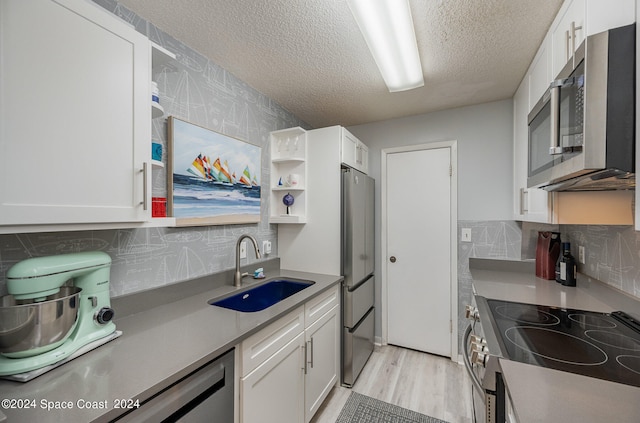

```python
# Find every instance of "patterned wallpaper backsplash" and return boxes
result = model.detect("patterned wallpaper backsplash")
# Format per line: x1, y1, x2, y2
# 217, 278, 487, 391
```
0, 0, 308, 297
561, 225, 640, 298
457, 220, 523, 349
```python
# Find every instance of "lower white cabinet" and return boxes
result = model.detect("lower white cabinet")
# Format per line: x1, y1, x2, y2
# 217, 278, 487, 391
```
241, 331, 305, 423
239, 286, 340, 423
304, 304, 339, 422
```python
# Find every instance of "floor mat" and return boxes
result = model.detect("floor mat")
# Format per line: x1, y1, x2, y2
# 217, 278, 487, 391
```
336, 391, 449, 423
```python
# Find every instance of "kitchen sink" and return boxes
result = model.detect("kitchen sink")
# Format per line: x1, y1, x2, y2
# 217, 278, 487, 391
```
208, 278, 315, 312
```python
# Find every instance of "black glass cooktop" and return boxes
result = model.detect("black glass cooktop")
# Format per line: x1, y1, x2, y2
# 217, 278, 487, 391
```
487, 299, 640, 387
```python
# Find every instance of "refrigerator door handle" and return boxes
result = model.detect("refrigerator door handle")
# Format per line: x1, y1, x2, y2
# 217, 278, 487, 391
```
346, 273, 374, 293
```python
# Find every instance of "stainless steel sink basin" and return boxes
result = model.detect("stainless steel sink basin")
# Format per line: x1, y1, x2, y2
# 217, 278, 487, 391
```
208, 278, 315, 312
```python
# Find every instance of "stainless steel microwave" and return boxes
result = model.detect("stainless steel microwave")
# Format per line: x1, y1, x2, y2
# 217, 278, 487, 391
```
527, 24, 635, 191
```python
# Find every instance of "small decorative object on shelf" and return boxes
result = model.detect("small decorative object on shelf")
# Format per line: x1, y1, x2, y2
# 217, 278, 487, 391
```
152, 197, 167, 218
282, 192, 294, 215
152, 142, 163, 161
151, 81, 160, 104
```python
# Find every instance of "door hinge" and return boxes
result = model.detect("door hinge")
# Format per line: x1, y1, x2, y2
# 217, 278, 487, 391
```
450, 320, 453, 333
449, 164, 452, 176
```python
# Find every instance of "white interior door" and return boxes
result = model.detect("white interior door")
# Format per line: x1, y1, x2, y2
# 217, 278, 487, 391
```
386, 147, 452, 356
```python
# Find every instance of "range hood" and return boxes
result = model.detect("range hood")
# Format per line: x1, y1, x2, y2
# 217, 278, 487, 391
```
540, 169, 635, 191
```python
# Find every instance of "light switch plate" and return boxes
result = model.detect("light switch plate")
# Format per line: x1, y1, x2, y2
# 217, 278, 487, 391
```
240, 241, 247, 259
461, 228, 472, 242
578, 245, 585, 264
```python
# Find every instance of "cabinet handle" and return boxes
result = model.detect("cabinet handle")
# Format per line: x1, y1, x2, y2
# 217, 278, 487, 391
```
141, 162, 148, 210
519, 188, 529, 215
303, 342, 308, 375
566, 21, 583, 63
570, 21, 582, 60
309, 338, 314, 369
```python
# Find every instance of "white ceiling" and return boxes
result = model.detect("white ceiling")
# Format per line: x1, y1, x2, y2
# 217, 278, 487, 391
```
119, 0, 563, 128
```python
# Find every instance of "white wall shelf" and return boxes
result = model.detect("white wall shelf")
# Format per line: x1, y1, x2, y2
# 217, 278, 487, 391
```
269, 127, 307, 224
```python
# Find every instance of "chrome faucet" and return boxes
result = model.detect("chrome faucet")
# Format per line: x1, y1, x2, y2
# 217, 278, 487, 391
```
234, 235, 261, 287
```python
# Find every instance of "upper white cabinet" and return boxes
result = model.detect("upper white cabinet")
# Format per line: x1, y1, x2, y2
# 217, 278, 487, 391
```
550, 0, 585, 77
514, 0, 636, 224
550, 0, 635, 78
0, 0, 151, 226
341, 128, 369, 174
528, 33, 552, 113
513, 75, 550, 223
269, 127, 307, 224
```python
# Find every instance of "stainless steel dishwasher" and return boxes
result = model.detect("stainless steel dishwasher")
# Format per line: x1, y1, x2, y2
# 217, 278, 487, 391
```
115, 348, 234, 422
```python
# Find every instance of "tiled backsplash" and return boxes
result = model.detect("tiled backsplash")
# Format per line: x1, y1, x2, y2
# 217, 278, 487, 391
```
0, 0, 308, 297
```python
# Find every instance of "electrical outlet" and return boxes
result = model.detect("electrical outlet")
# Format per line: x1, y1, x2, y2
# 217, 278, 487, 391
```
579, 245, 585, 264
461, 228, 472, 242
240, 241, 247, 259
262, 240, 272, 255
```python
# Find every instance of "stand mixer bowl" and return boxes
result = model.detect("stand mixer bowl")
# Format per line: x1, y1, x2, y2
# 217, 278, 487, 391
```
0, 286, 81, 357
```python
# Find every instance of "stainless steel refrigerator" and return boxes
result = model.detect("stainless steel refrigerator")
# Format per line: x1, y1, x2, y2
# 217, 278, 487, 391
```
341, 167, 375, 387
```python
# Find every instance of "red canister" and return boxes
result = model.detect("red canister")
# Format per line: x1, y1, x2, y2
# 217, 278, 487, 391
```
535, 231, 561, 280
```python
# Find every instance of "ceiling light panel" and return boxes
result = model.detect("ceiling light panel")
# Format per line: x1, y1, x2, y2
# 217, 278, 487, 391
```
348, 0, 424, 92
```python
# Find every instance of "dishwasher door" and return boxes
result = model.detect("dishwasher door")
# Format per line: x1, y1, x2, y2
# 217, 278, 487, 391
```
116, 348, 234, 422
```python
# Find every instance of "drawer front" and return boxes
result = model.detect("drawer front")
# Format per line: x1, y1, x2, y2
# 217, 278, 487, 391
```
305, 285, 339, 328
241, 306, 304, 376
343, 275, 374, 328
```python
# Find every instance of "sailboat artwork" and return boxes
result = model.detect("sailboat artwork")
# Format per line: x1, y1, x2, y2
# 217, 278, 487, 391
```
168, 117, 261, 226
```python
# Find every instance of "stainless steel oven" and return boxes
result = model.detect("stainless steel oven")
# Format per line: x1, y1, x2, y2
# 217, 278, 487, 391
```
463, 297, 510, 423
464, 295, 640, 423
527, 23, 635, 191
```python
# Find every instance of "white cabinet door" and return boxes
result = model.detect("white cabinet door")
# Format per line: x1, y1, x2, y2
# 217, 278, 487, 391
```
304, 305, 338, 423
0, 0, 151, 226
551, 0, 585, 77
356, 142, 369, 174
341, 128, 369, 174
584, 0, 635, 37
513, 79, 528, 220
241, 332, 305, 423
551, 0, 635, 79
528, 33, 551, 112
513, 77, 550, 223
341, 129, 358, 170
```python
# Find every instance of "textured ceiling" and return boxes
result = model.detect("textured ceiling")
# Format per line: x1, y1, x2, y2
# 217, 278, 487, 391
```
119, 0, 563, 128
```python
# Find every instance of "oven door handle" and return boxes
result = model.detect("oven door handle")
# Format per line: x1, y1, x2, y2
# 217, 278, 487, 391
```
463, 323, 486, 401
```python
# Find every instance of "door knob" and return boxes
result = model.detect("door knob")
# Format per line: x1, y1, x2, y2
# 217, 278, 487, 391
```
389, 256, 396, 263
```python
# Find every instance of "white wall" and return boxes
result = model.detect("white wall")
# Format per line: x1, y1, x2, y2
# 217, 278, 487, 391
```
348, 99, 514, 221
347, 99, 514, 339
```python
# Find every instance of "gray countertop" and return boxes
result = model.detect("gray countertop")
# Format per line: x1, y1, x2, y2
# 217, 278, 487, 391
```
0, 267, 342, 422
469, 258, 640, 423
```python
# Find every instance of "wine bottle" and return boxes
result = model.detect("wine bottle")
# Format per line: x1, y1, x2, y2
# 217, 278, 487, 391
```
559, 242, 577, 286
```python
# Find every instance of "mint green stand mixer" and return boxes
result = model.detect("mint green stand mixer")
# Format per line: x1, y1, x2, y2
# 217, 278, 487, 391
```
0, 251, 121, 381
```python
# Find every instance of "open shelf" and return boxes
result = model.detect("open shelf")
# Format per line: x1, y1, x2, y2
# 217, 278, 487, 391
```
269, 127, 307, 224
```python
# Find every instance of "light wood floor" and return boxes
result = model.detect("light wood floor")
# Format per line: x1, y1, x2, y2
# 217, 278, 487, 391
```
311, 344, 474, 423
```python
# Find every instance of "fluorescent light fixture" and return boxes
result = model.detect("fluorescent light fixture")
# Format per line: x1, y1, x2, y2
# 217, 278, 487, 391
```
348, 0, 424, 92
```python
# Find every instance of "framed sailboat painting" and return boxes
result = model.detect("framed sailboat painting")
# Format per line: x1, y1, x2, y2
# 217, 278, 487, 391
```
167, 117, 261, 226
